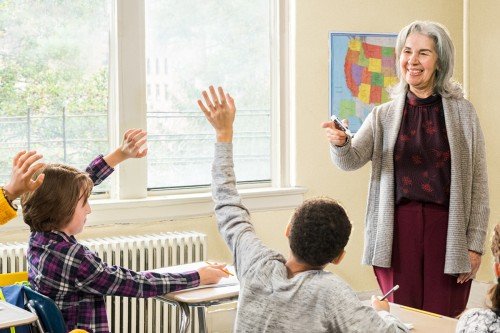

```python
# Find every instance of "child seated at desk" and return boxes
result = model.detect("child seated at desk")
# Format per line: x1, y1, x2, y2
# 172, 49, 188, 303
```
456, 223, 500, 332
22, 129, 228, 333
197, 86, 409, 332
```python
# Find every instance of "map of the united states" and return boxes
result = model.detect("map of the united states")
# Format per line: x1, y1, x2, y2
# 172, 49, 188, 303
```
330, 34, 398, 132
344, 38, 397, 105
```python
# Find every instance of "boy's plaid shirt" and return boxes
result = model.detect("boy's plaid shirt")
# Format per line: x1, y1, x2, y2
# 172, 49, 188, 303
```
28, 155, 200, 332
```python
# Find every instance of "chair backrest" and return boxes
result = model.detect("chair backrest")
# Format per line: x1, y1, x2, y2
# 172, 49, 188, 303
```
0, 271, 28, 286
23, 286, 67, 333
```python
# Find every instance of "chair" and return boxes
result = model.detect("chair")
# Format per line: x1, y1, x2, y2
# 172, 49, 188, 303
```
0, 272, 33, 333
0, 271, 28, 287
23, 286, 67, 333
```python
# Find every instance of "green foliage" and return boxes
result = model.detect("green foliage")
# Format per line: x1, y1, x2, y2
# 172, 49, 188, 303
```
0, 0, 110, 184
0, 0, 109, 117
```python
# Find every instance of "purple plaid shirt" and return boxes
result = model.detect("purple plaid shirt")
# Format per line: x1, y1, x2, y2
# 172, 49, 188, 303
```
28, 155, 200, 333
85, 154, 113, 186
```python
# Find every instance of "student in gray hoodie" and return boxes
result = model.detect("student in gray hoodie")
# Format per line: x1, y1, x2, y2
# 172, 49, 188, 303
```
198, 85, 409, 333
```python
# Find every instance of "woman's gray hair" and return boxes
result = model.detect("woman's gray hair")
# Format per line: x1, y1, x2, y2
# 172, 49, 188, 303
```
389, 21, 463, 99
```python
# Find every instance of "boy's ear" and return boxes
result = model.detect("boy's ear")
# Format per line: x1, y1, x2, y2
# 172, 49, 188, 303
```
494, 262, 500, 278
284, 222, 292, 238
331, 250, 346, 265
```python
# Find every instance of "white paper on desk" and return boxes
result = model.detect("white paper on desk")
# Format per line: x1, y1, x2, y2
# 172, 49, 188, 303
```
149, 263, 239, 291
404, 323, 414, 330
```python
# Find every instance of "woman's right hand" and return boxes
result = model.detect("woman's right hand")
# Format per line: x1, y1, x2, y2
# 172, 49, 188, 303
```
321, 121, 348, 147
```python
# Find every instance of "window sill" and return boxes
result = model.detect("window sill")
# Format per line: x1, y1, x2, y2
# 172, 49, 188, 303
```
3, 187, 307, 232
86, 186, 307, 226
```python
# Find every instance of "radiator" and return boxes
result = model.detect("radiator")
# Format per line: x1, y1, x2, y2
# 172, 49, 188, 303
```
0, 231, 207, 333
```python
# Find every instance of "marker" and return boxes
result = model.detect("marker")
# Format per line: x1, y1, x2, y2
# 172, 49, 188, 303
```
380, 284, 399, 301
205, 261, 234, 276
330, 114, 347, 132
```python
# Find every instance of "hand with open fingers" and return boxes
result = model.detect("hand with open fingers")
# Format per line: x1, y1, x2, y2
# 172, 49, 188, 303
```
121, 128, 148, 159
197, 263, 230, 285
4, 150, 45, 200
197, 86, 236, 142
321, 121, 348, 147
457, 250, 482, 284
371, 295, 390, 312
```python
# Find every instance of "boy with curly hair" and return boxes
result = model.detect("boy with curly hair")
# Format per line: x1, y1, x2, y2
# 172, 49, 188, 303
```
198, 86, 409, 332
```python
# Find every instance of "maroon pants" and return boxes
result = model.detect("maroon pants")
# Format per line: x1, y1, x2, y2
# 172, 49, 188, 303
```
373, 201, 471, 318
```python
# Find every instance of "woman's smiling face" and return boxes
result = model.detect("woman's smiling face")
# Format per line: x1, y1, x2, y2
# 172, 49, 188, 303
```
400, 32, 439, 98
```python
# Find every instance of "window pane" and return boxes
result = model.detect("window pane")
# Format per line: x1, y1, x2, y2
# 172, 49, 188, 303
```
146, 0, 271, 189
0, 0, 110, 191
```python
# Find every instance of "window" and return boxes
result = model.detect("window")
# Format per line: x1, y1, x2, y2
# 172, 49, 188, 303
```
0, 0, 295, 216
145, 0, 271, 189
0, 0, 111, 190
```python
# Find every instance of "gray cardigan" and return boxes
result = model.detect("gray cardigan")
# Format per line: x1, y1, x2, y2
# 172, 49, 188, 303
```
329, 92, 489, 274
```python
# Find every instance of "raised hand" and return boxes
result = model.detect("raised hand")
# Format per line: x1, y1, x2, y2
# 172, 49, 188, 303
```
120, 128, 148, 159
197, 86, 236, 142
103, 129, 148, 168
4, 150, 45, 200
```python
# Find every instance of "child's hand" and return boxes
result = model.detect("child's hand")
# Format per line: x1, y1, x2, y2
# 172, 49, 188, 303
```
102, 129, 148, 167
371, 295, 390, 312
197, 263, 230, 285
120, 129, 148, 159
4, 150, 45, 200
197, 86, 235, 143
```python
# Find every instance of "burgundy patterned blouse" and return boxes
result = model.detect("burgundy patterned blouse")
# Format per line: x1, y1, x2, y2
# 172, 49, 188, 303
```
394, 91, 451, 207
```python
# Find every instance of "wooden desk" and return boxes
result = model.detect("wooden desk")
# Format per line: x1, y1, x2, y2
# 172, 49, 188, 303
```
153, 264, 459, 333
362, 300, 458, 333
151, 262, 239, 333
0, 300, 38, 329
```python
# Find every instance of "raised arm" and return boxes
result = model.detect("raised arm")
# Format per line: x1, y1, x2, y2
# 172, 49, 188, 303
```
86, 129, 148, 185
198, 86, 273, 279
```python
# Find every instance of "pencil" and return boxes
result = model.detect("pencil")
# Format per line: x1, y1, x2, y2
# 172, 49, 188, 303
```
400, 305, 442, 318
380, 284, 399, 301
204, 261, 234, 276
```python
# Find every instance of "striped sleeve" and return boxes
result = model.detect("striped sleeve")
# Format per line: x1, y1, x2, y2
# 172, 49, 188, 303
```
75, 245, 200, 297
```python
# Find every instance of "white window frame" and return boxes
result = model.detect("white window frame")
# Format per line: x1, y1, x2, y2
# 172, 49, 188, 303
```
5, 0, 303, 231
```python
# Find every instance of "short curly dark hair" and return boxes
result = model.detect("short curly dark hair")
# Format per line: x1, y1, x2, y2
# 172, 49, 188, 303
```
288, 197, 352, 267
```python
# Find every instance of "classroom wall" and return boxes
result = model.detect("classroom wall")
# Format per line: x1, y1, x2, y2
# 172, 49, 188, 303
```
295, 0, 469, 290
468, 0, 500, 279
5, 0, 497, 293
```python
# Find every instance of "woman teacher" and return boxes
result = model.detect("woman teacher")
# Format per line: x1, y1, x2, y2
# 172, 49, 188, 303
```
322, 21, 489, 317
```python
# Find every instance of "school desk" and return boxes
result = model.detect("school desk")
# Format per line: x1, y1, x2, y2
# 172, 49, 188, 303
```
0, 300, 38, 329
151, 262, 238, 333
362, 300, 458, 332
